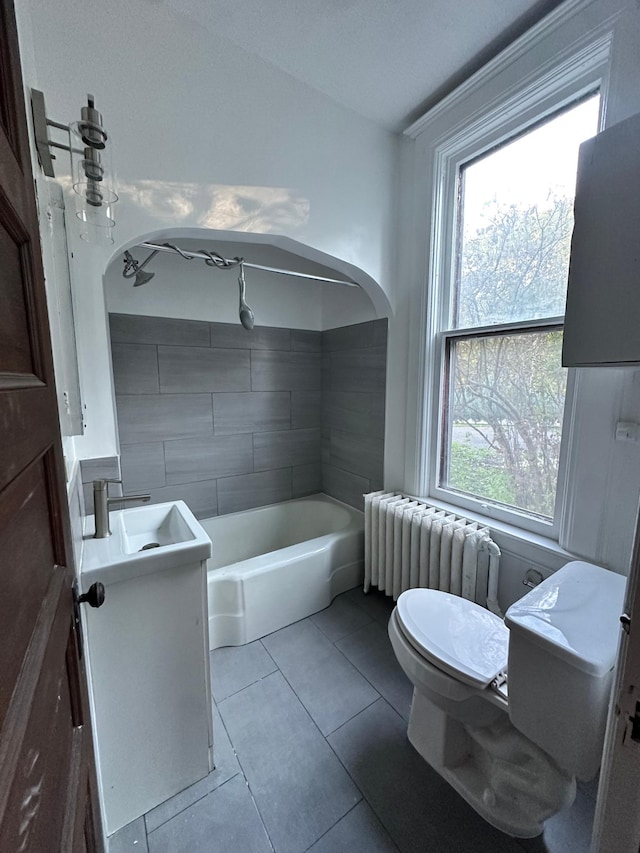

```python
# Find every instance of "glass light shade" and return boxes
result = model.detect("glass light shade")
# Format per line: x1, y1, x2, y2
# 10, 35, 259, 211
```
75, 200, 116, 244
70, 131, 118, 244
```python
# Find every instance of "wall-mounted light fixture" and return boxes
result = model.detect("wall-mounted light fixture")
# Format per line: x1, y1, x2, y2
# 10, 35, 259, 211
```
31, 89, 118, 243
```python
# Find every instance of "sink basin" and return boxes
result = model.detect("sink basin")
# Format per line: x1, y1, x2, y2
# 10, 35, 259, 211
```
120, 503, 196, 553
81, 500, 212, 588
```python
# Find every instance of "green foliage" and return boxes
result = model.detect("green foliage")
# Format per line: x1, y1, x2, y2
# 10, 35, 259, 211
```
447, 196, 573, 518
458, 196, 574, 327
448, 441, 515, 505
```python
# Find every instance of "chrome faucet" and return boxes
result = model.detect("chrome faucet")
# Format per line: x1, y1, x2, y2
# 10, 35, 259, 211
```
93, 478, 151, 539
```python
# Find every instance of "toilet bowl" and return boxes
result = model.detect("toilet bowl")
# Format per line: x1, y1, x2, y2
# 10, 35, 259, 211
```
388, 560, 626, 838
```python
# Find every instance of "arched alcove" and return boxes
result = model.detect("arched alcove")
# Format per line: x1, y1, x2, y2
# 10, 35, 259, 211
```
104, 227, 392, 331
103, 226, 389, 517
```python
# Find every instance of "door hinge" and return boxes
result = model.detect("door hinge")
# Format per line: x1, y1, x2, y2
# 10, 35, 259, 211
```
620, 685, 640, 751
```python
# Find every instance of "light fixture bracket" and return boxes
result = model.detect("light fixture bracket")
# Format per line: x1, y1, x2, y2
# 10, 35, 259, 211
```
30, 89, 118, 243
31, 88, 84, 177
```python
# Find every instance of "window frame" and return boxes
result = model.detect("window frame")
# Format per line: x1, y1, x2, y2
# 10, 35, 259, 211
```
421, 53, 608, 539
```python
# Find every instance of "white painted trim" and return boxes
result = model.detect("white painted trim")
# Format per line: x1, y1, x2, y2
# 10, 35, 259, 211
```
412, 37, 611, 539
404, 0, 620, 139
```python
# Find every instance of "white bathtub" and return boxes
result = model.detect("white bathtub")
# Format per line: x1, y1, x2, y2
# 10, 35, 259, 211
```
201, 494, 364, 650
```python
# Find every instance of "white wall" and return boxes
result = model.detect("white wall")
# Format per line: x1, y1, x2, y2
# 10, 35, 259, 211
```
16, 0, 397, 460
390, 0, 640, 576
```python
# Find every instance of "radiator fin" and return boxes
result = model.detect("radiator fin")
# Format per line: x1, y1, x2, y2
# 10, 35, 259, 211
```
363, 491, 499, 609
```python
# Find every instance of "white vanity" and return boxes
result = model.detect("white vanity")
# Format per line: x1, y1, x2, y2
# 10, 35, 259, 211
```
80, 501, 213, 837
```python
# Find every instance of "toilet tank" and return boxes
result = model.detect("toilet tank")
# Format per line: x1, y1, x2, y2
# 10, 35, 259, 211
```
505, 561, 626, 780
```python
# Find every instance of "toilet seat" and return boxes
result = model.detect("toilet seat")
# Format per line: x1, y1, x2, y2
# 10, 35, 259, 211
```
396, 589, 509, 689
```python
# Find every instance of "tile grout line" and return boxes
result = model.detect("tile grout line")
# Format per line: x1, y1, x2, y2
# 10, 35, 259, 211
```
299, 800, 365, 853
259, 616, 383, 739
143, 770, 243, 838
211, 698, 276, 853
322, 696, 412, 853
214, 687, 278, 852
251, 642, 366, 847
211, 661, 278, 704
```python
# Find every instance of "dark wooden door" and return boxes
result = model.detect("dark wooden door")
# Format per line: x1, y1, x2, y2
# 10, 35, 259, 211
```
0, 1, 103, 850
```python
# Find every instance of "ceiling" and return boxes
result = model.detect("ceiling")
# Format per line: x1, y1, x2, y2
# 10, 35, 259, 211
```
164, 0, 565, 131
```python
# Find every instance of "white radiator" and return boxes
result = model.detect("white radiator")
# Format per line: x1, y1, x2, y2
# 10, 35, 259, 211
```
363, 491, 502, 615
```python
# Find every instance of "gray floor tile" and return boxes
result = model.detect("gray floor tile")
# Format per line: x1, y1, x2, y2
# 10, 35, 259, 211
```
147, 774, 271, 853
310, 592, 373, 642
144, 706, 240, 833
577, 772, 599, 802
336, 621, 413, 720
328, 699, 522, 853
520, 789, 595, 853
262, 619, 379, 735
108, 816, 148, 853
210, 639, 277, 702
344, 587, 396, 623
218, 671, 361, 853
307, 801, 399, 852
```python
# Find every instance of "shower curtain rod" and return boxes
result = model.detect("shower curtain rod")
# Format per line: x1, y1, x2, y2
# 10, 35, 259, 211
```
137, 241, 360, 288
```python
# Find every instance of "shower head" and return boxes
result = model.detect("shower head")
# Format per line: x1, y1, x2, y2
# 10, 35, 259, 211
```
133, 269, 155, 286
239, 304, 255, 331
122, 248, 158, 287
237, 262, 255, 331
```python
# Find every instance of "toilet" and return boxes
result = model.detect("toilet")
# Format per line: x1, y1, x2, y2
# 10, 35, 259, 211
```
388, 560, 626, 838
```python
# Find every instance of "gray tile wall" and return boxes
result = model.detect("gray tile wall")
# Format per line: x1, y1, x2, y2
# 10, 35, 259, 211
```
79, 455, 122, 515
109, 314, 322, 519
322, 320, 386, 510
107, 313, 386, 519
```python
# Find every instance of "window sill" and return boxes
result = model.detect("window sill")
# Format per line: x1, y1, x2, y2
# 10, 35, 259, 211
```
403, 490, 575, 564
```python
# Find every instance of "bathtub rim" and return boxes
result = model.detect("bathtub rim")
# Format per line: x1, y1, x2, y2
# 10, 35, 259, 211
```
201, 492, 363, 576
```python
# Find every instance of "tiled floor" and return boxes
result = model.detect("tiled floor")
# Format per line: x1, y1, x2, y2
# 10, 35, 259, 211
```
109, 588, 595, 853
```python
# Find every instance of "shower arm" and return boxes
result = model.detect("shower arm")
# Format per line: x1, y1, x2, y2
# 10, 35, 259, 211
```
135, 241, 360, 288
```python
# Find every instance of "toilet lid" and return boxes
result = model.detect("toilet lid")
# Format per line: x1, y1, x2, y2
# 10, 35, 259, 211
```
396, 589, 509, 689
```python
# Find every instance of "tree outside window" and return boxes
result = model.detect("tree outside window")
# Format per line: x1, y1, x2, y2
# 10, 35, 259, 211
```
439, 95, 600, 520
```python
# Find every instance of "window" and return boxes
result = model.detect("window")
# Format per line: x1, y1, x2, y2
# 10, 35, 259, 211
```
433, 94, 600, 532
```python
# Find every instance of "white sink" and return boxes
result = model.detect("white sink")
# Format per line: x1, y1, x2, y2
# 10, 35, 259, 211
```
81, 500, 212, 587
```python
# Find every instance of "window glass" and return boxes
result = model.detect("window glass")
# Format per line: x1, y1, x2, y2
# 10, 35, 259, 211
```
442, 329, 565, 518
438, 94, 600, 522
454, 96, 600, 328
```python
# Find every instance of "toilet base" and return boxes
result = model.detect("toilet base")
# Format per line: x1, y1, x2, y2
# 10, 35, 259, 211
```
407, 689, 576, 838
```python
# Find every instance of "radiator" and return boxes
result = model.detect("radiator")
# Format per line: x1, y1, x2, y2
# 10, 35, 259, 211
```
363, 491, 502, 615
